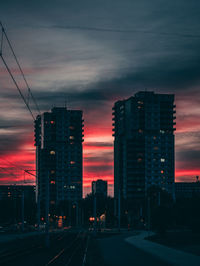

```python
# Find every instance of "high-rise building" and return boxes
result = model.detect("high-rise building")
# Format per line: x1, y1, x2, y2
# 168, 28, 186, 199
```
34, 107, 84, 212
92, 179, 108, 198
112, 91, 176, 202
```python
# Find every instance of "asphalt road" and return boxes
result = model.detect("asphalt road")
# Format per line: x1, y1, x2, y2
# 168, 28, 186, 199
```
98, 232, 171, 266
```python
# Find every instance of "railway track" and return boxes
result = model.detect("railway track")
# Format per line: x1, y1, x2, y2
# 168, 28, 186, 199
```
46, 230, 89, 266
0, 230, 90, 266
0, 231, 67, 265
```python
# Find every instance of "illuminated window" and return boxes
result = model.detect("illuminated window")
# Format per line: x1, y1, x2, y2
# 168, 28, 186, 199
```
160, 130, 165, 134
50, 181, 55, 184
51, 170, 55, 174
137, 101, 143, 104
161, 158, 165, 162
50, 121, 55, 124
69, 136, 74, 140
161, 170, 164, 174
50, 151, 55, 155
70, 185, 75, 189
70, 161, 75, 165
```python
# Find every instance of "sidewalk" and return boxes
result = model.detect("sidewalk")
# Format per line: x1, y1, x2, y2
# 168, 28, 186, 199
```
125, 231, 200, 266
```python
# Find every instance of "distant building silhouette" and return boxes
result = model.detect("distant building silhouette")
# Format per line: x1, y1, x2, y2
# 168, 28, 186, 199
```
112, 91, 176, 202
175, 182, 200, 199
92, 179, 107, 198
0, 185, 35, 201
34, 107, 84, 212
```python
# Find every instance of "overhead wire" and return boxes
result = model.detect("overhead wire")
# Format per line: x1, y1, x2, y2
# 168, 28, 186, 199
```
0, 54, 36, 120
0, 22, 41, 184
0, 21, 41, 120
0, 157, 36, 178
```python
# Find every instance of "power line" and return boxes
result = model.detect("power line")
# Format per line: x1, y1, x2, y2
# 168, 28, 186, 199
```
0, 166, 20, 180
0, 22, 42, 186
0, 21, 41, 119
0, 54, 36, 120
0, 157, 34, 174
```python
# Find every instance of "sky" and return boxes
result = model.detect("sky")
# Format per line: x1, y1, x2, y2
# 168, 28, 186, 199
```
0, 0, 200, 196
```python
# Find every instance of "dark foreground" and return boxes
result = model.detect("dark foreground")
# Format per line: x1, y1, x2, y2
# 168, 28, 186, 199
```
0, 229, 88, 266
0, 229, 172, 266
97, 231, 170, 266
147, 230, 200, 257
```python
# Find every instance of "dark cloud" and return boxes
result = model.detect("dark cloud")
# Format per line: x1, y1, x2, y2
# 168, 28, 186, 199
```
84, 165, 113, 173
1, 0, 200, 187
84, 142, 113, 147
176, 150, 200, 166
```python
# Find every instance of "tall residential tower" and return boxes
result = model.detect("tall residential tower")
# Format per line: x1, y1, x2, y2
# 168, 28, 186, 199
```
113, 91, 176, 202
34, 107, 84, 213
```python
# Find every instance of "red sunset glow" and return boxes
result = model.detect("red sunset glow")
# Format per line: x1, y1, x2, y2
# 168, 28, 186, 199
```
0, 116, 200, 197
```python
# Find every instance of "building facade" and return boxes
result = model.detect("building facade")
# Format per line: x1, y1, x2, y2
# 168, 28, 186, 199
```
34, 107, 84, 211
92, 179, 108, 198
0, 185, 35, 201
113, 91, 176, 202
175, 182, 200, 199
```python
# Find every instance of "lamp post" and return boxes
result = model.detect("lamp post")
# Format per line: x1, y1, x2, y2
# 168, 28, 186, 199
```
118, 188, 121, 232
45, 171, 50, 248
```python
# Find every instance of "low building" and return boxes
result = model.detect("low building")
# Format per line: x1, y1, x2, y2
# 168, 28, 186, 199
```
92, 179, 107, 198
0, 185, 35, 201
175, 182, 200, 199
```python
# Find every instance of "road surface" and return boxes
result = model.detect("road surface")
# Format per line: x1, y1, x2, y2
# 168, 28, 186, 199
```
98, 232, 170, 266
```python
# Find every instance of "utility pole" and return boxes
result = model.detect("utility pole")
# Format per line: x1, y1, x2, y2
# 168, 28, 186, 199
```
45, 171, 50, 248
68, 200, 71, 227
158, 191, 160, 206
93, 193, 97, 236
118, 189, 121, 231
37, 193, 40, 230
147, 196, 151, 234
76, 201, 79, 227
21, 189, 24, 232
